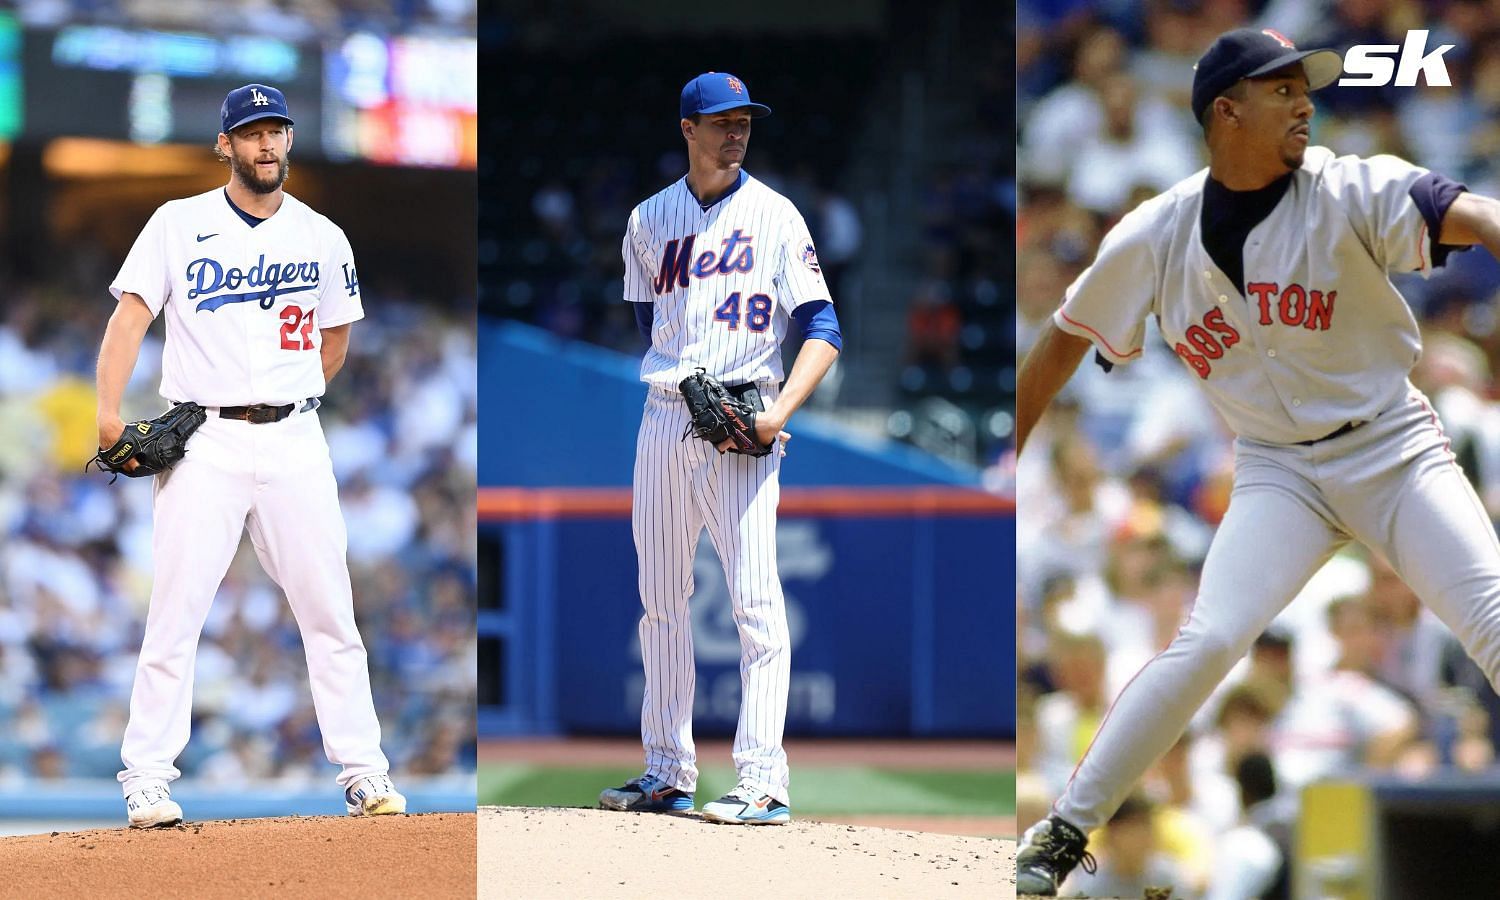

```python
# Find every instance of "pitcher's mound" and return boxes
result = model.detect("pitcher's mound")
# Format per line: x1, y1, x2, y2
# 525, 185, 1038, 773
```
4, 812, 475, 899
479, 806, 1014, 899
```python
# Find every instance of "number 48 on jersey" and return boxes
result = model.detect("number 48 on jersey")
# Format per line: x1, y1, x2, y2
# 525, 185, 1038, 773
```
714, 292, 773, 332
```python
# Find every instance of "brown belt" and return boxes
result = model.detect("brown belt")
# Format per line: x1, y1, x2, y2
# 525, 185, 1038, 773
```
218, 398, 319, 424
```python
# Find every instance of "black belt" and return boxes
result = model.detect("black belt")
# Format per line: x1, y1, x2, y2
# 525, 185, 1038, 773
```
725, 381, 766, 412
219, 398, 319, 424
1295, 420, 1362, 446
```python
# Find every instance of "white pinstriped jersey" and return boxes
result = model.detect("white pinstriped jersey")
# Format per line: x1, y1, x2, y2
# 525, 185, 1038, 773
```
624, 172, 831, 388
1057, 147, 1435, 445
111, 189, 364, 408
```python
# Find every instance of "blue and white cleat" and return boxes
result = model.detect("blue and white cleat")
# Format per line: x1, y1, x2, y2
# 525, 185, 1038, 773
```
598, 773, 695, 813
126, 784, 183, 828
345, 774, 407, 816
701, 785, 791, 825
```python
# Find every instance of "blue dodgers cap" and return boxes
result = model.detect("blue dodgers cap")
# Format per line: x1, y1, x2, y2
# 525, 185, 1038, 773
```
221, 83, 294, 134
679, 72, 772, 119
1191, 28, 1342, 123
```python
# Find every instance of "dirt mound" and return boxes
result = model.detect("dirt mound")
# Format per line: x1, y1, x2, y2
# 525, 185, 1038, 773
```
2, 813, 475, 899
478, 806, 1014, 899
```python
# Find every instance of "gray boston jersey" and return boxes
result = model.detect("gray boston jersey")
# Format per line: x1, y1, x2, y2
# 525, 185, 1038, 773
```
1056, 146, 1433, 445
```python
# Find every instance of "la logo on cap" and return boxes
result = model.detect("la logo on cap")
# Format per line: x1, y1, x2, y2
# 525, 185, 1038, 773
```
1262, 29, 1296, 49
251, 88, 270, 107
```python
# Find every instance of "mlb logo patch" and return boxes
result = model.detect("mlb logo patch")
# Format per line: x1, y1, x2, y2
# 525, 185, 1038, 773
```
800, 243, 821, 273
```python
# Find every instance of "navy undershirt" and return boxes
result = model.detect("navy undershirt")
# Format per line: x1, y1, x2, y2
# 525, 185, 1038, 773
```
1199, 169, 1470, 296
1409, 171, 1470, 268
224, 188, 267, 228
1200, 171, 1295, 295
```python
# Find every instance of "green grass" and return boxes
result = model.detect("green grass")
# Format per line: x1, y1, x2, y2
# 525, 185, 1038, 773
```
480, 764, 1015, 817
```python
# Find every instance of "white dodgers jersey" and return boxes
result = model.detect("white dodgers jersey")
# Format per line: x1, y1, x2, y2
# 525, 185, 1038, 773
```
624, 173, 831, 388
1057, 147, 1435, 445
111, 189, 364, 407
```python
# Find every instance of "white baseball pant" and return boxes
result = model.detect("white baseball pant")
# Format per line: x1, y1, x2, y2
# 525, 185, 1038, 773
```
632, 384, 792, 804
1054, 388, 1500, 831
118, 409, 390, 796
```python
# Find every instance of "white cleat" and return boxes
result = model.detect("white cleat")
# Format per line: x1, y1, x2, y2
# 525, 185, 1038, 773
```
700, 785, 791, 825
126, 785, 183, 828
345, 774, 407, 816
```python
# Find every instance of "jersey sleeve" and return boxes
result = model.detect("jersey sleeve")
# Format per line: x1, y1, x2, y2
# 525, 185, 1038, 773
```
1327, 153, 1437, 274
109, 206, 171, 315
623, 208, 656, 303
316, 224, 364, 328
1409, 171, 1470, 269
1053, 203, 1158, 364
773, 209, 832, 314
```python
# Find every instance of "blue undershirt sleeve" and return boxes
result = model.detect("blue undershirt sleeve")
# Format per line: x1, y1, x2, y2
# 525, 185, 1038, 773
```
633, 302, 654, 343
1411, 171, 1471, 268
792, 300, 842, 352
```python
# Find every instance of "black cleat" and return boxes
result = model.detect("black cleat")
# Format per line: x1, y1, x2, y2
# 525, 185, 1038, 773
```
1016, 815, 1096, 896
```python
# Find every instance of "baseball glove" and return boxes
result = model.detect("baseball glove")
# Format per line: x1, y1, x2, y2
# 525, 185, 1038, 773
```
679, 369, 772, 457
89, 402, 207, 481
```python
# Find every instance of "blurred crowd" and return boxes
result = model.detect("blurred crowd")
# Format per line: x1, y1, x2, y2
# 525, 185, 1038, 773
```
901, 22, 1016, 462
0, 288, 477, 788
482, 20, 1014, 466
479, 34, 879, 359
480, 36, 876, 361
1015, 0, 1500, 896
13, 0, 475, 38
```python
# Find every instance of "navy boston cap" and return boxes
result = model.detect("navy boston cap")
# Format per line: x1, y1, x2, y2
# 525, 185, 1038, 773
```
221, 83, 294, 135
1191, 28, 1342, 123
680, 72, 772, 120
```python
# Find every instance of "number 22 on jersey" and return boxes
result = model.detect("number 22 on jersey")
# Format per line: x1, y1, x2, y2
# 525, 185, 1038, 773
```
713, 292, 773, 332
279, 305, 315, 350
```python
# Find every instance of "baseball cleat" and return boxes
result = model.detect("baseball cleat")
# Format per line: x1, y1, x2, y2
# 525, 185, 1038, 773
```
126, 785, 183, 828
344, 774, 407, 816
700, 785, 790, 825
598, 773, 694, 813
1015, 815, 1095, 896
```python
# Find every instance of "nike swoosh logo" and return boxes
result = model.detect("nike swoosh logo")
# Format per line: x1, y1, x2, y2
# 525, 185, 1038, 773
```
196, 233, 218, 242
754, 797, 770, 809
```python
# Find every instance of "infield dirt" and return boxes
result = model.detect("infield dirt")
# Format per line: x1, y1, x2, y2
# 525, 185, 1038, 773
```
1, 812, 475, 899
479, 805, 1015, 899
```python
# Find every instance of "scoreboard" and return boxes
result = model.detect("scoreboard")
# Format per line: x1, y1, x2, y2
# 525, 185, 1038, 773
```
13, 22, 475, 170
25, 25, 319, 148
324, 33, 477, 169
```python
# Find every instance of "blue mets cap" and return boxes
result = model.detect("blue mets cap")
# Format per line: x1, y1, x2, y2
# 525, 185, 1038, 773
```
221, 83, 294, 135
679, 72, 772, 119
1191, 28, 1342, 123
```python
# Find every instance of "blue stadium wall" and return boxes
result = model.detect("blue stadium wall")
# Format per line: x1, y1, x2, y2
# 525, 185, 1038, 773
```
479, 321, 1014, 738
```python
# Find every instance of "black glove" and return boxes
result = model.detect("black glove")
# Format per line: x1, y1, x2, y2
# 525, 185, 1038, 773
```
678, 369, 772, 457
90, 402, 207, 481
